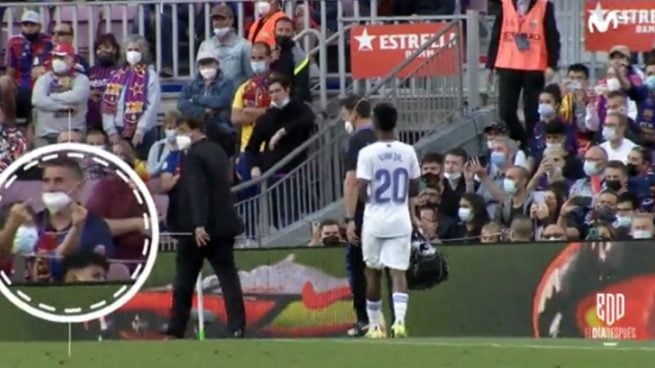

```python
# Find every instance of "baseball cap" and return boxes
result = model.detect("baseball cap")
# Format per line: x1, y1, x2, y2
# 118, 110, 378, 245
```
483, 121, 508, 134
211, 4, 233, 19
609, 45, 631, 59
52, 43, 76, 58
21, 10, 41, 25
196, 49, 218, 63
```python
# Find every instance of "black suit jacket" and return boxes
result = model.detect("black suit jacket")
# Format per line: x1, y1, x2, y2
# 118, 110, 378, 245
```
169, 138, 243, 239
486, 0, 561, 70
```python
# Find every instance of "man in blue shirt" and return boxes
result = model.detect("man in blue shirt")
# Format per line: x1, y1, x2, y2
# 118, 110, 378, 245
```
36, 157, 114, 281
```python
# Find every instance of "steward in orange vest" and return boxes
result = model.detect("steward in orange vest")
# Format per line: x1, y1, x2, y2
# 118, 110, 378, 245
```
248, 1, 287, 47
487, 0, 560, 150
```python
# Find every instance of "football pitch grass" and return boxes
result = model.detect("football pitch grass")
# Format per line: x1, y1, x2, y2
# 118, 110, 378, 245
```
3, 338, 655, 368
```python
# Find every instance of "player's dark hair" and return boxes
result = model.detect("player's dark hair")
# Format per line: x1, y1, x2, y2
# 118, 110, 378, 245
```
268, 72, 292, 90
607, 160, 627, 176
617, 192, 637, 209
567, 63, 589, 79
421, 152, 443, 165
606, 91, 627, 100
372, 102, 397, 132
275, 16, 295, 30
61, 251, 110, 276
42, 157, 84, 180
340, 94, 371, 119
252, 41, 272, 56
445, 147, 468, 162
541, 84, 562, 105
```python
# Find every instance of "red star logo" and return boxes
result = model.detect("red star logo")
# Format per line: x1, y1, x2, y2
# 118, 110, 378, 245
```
130, 83, 145, 97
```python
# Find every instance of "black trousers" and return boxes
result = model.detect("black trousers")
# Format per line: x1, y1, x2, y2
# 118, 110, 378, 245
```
168, 236, 245, 335
497, 68, 545, 148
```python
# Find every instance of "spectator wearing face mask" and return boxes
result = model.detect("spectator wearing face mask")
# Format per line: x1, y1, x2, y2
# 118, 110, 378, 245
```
420, 152, 443, 192
569, 145, 609, 198
439, 148, 471, 218
482, 121, 530, 168
233, 42, 274, 189
447, 193, 489, 244
248, 0, 287, 47
614, 192, 637, 238
480, 222, 502, 244
603, 160, 629, 194
495, 165, 533, 228
45, 22, 89, 74
159, 118, 192, 195
599, 112, 637, 164
530, 84, 577, 163
198, 5, 253, 90
86, 34, 121, 131
606, 45, 644, 103
178, 49, 235, 159
627, 146, 655, 200
146, 110, 181, 177
6, 10, 54, 123
270, 17, 311, 102
318, 219, 343, 246
560, 190, 618, 240
102, 35, 161, 160
32, 43, 90, 148
630, 213, 654, 240
466, 138, 513, 216
540, 222, 567, 241
246, 73, 315, 180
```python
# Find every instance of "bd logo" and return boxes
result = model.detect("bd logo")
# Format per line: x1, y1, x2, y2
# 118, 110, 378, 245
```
596, 293, 625, 327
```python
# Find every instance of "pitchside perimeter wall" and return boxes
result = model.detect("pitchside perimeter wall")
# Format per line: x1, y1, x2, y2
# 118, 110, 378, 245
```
1, 241, 654, 341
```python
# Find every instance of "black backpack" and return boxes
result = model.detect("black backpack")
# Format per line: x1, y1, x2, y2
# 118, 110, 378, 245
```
407, 231, 450, 290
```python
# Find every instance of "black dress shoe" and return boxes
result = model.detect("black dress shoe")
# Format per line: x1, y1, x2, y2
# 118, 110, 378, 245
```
232, 328, 245, 339
160, 325, 184, 339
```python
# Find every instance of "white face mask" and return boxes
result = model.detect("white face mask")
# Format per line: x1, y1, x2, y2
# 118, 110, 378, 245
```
250, 60, 268, 74
443, 171, 461, 181
458, 207, 472, 222
176, 135, 192, 151
12, 225, 39, 255
126, 51, 142, 66
602, 126, 618, 141
42, 192, 73, 214
213, 27, 231, 38
632, 230, 652, 240
52, 59, 69, 74
199, 67, 217, 80
606, 77, 621, 92
344, 121, 354, 134
165, 129, 176, 141
272, 97, 290, 109
503, 178, 518, 195
256, 1, 272, 16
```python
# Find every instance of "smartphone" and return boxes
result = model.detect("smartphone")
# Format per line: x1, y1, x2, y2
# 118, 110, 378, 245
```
533, 191, 547, 207
571, 196, 593, 208
476, 155, 488, 167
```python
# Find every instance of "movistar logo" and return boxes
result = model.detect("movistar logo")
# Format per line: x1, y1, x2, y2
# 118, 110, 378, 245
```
587, 2, 619, 33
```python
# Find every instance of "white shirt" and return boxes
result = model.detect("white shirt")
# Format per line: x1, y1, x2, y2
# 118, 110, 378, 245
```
356, 141, 421, 238
600, 138, 637, 164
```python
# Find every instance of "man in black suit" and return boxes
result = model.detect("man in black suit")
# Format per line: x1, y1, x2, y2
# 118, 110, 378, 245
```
165, 118, 246, 338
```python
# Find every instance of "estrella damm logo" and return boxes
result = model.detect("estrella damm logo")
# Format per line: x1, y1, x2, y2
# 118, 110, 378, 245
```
596, 293, 625, 327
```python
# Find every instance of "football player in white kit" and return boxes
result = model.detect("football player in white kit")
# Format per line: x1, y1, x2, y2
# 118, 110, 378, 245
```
356, 102, 421, 338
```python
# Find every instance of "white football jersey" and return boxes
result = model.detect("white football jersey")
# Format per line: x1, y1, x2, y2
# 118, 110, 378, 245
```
356, 140, 421, 238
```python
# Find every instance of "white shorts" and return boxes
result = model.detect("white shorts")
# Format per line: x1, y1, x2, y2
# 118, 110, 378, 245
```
361, 231, 412, 271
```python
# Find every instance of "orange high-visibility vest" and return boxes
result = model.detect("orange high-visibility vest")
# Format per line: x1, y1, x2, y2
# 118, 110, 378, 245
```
495, 0, 548, 72
248, 11, 287, 47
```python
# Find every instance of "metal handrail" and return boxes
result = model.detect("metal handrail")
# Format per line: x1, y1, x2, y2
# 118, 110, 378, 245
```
292, 28, 328, 109
231, 20, 463, 195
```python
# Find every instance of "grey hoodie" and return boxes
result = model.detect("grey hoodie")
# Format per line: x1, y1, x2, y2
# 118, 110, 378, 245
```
32, 71, 90, 137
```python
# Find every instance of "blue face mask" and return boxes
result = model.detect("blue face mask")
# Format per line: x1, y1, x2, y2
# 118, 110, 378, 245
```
646, 75, 655, 91
490, 151, 507, 168
538, 103, 556, 119
12, 225, 39, 255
